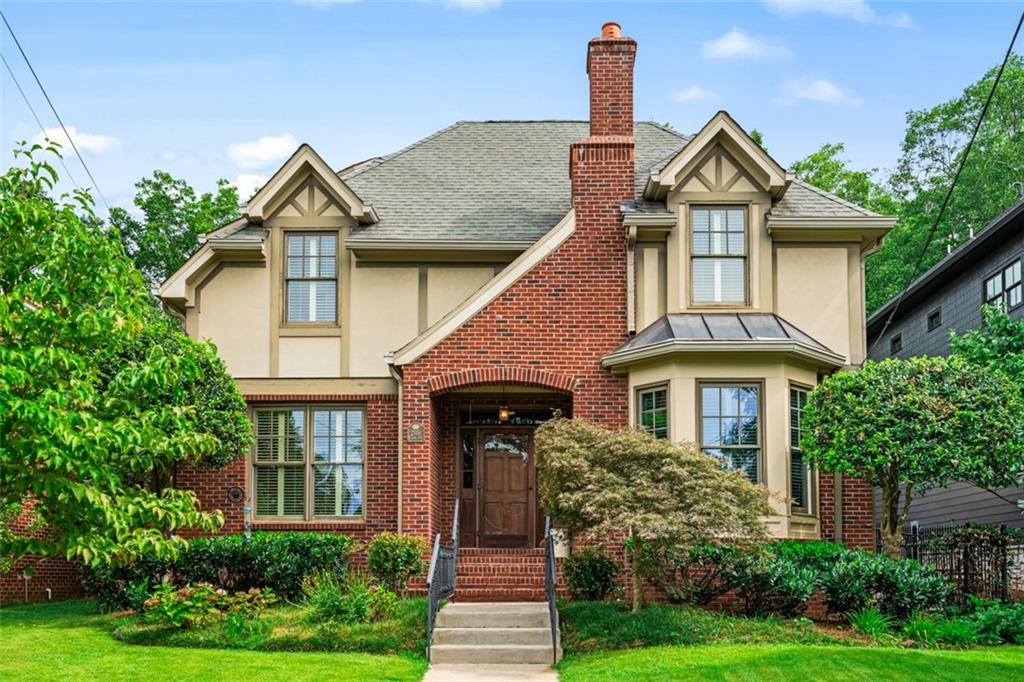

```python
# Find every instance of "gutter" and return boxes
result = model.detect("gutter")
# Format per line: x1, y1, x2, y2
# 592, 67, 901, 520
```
345, 239, 534, 252
385, 353, 404, 534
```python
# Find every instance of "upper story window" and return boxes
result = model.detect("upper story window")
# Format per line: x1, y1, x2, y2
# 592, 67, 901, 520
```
789, 387, 812, 514
253, 406, 365, 520
637, 385, 668, 439
984, 259, 1022, 310
700, 383, 760, 483
890, 334, 903, 356
286, 233, 337, 323
927, 308, 942, 332
691, 207, 747, 305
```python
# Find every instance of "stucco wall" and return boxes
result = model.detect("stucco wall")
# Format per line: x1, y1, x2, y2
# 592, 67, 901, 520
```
348, 266, 419, 376
278, 337, 342, 377
195, 264, 271, 377
427, 267, 495, 327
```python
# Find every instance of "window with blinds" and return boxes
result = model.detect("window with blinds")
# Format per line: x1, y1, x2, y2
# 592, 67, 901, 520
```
790, 387, 812, 514
699, 383, 760, 483
286, 233, 337, 323
253, 406, 365, 519
691, 207, 747, 304
637, 385, 669, 439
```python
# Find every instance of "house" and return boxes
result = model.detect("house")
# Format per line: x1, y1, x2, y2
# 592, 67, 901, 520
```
867, 196, 1024, 530
159, 23, 893, 585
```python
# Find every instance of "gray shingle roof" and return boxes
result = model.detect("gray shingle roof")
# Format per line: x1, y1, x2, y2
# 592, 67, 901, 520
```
615, 313, 837, 354
770, 180, 880, 218
342, 121, 690, 243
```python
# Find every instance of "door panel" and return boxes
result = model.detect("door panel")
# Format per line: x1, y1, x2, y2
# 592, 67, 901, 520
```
479, 431, 532, 548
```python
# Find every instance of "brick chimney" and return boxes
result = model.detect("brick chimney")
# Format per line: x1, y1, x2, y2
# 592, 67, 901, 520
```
571, 22, 636, 220
587, 21, 636, 138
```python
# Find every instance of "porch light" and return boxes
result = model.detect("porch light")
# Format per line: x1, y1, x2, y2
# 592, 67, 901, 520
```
498, 406, 511, 422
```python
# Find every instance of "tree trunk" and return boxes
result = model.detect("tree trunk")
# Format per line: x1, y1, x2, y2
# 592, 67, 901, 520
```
879, 479, 911, 559
629, 528, 643, 613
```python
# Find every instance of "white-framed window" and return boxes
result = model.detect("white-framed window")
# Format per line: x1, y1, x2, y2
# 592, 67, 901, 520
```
699, 383, 760, 483
285, 233, 337, 323
253, 406, 364, 519
691, 206, 747, 304
789, 386, 813, 514
637, 385, 669, 439
984, 259, 1022, 310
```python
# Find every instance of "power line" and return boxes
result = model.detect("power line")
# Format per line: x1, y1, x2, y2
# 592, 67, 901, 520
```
0, 9, 110, 212
1, 51, 81, 190
865, 9, 1024, 363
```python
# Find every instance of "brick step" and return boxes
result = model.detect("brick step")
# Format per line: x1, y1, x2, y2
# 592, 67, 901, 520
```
457, 580, 546, 590
458, 556, 547, 564
457, 564, 546, 575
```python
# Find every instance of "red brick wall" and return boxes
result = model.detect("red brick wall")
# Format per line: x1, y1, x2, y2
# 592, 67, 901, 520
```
587, 32, 636, 137
819, 472, 875, 550
178, 393, 399, 543
0, 504, 81, 605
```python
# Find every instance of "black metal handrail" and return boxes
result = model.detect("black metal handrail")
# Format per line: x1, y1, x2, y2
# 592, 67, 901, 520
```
543, 516, 559, 664
426, 499, 459, 660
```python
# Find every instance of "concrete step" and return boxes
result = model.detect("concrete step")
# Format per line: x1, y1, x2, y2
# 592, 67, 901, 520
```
432, 627, 551, 646
436, 602, 550, 628
429, 644, 556, 665
456, 588, 547, 602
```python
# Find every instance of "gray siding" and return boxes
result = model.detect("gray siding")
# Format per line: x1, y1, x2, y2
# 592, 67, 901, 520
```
868, 229, 1024, 530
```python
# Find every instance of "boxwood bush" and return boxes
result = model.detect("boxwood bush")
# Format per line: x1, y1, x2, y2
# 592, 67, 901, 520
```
564, 548, 620, 601
84, 532, 354, 610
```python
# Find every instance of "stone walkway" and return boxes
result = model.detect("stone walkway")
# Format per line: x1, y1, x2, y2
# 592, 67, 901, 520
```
423, 664, 558, 681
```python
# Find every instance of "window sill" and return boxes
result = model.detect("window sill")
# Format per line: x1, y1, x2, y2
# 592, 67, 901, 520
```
278, 326, 342, 337
252, 519, 365, 531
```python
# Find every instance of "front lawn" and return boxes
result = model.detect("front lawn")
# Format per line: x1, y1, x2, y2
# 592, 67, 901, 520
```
559, 601, 852, 653
557, 644, 1024, 681
0, 600, 427, 682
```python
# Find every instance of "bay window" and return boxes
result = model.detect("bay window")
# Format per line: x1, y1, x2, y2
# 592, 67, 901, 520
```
789, 386, 813, 514
699, 383, 760, 483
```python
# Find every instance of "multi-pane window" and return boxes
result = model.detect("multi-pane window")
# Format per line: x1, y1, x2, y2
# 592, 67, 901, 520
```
253, 407, 364, 519
286, 233, 337, 323
790, 387, 812, 514
637, 385, 668, 439
691, 207, 746, 304
700, 384, 760, 483
984, 259, 1022, 310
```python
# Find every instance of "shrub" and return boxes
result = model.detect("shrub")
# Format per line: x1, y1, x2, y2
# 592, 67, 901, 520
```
932, 616, 978, 647
143, 583, 277, 629
660, 544, 742, 606
849, 606, 893, 639
725, 553, 817, 618
771, 540, 848, 573
366, 533, 426, 594
303, 571, 348, 624
970, 599, 1024, 644
564, 548, 620, 601
84, 531, 354, 608
368, 584, 398, 621
902, 613, 939, 646
820, 551, 951, 619
304, 570, 396, 625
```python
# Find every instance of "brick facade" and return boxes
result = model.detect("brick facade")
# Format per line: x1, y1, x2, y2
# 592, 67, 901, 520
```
0, 504, 81, 605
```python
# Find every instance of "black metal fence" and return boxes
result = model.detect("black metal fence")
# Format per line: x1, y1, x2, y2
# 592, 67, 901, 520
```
426, 499, 459, 660
878, 523, 1024, 603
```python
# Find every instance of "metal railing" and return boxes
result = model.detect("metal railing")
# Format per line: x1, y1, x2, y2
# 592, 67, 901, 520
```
426, 499, 459, 660
543, 516, 559, 665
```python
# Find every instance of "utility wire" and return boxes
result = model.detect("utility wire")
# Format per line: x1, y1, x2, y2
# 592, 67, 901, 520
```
865, 9, 1024, 363
0, 9, 111, 212
1, 51, 81, 189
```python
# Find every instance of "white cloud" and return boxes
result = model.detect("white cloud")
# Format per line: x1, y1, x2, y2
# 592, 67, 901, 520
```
702, 29, 791, 60
763, 1, 912, 28
227, 133, 297, 170
233, 173, 269, 201
783, 78, 863, 106
671, 85, 720, 103
33, 126, 118, 155
445, 0, 502, 10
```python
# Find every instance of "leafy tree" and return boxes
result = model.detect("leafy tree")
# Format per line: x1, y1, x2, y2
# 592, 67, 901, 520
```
749, 129, 767, 152
790, 142, 900, 216
868, 55, 1024, 312
801, 357, 1024, 558
109, 171, 240, 287
0, 145, 235, 566
536, 418, 768, 612
951, 305, 1024, 392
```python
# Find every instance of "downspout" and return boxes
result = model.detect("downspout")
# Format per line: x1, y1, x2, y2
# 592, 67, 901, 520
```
625, 225, 638, 335
385, 353, 404, 534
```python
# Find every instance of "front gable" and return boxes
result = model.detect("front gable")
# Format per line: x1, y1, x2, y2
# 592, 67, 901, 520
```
266, 173, 352, 220
676, 143, 764, 194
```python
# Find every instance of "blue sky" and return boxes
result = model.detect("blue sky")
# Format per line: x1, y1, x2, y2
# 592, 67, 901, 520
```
1, 1, 1021, 214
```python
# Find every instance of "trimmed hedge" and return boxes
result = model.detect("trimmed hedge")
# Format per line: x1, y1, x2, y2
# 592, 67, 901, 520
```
84, 532, 354, 611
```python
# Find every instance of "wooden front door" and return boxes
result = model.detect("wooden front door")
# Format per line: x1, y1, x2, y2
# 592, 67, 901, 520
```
478, 430, 533, 548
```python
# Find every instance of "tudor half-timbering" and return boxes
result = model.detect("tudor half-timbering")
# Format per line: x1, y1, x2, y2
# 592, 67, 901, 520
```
161, 23, 894, 570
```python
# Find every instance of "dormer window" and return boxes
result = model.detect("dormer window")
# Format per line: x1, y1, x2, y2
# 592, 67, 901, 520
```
691, 206, 747, 305
285, 233, 337, 323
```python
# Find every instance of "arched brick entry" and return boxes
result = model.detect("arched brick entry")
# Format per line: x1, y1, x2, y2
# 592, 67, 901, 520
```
427, 367, 577, 396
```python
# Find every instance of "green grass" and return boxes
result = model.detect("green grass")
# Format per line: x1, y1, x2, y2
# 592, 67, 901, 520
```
112, 597, 428, 656
559, 601, 849, 654
557, 644, 1024, 681
0, 600, 427, 682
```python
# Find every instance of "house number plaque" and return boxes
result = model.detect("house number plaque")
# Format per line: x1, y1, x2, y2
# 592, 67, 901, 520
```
407, 423, 425, 443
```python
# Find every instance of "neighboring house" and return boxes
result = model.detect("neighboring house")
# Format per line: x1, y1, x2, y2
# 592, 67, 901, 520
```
867, 197, 1024, 530
158, 23, 894, 588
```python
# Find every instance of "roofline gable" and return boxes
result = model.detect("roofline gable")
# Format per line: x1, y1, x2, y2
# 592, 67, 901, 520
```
646, 111, 790, 200
244, 144, 378, 225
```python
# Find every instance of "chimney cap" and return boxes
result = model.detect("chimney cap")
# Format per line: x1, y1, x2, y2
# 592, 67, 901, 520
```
601, 21, 621, 39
